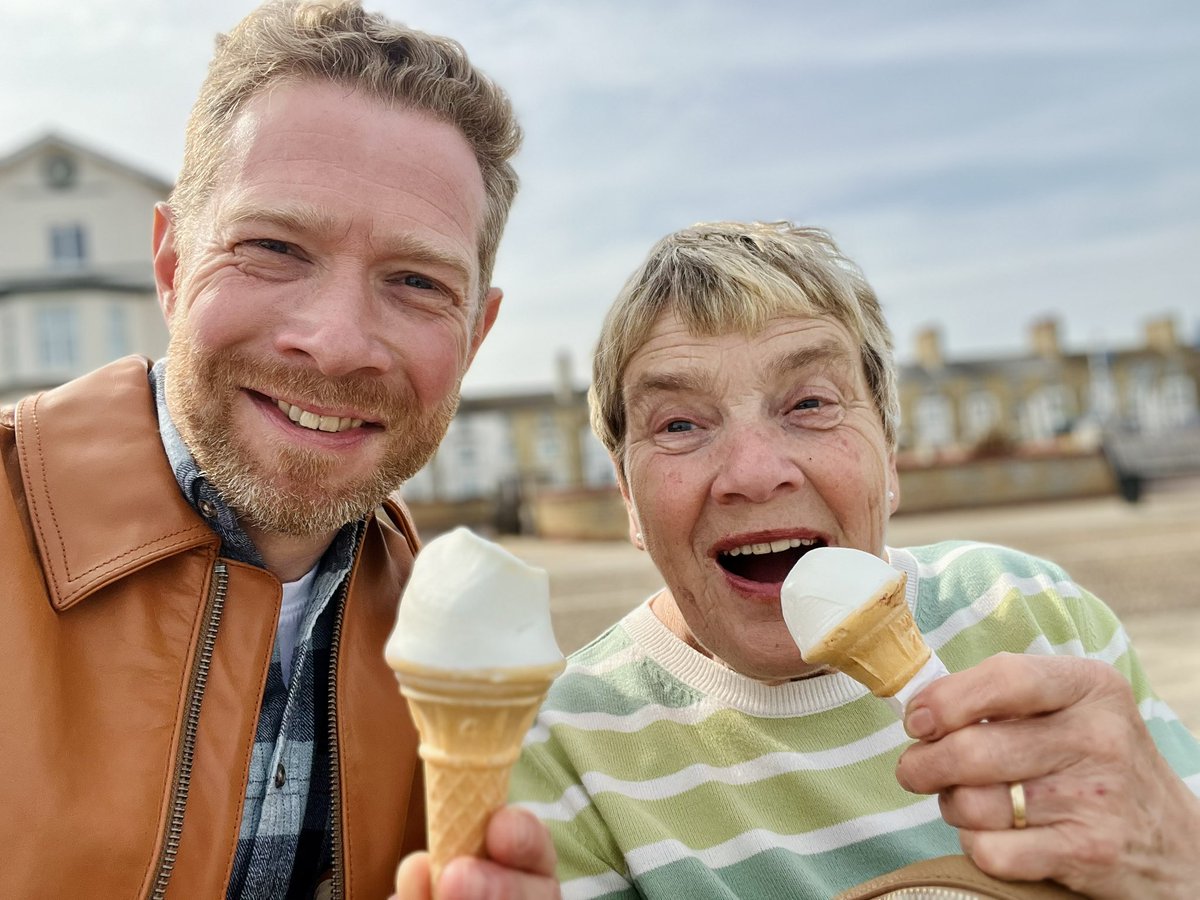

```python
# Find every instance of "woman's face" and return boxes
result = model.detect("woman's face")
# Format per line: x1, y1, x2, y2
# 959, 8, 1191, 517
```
619, 310, 899, 682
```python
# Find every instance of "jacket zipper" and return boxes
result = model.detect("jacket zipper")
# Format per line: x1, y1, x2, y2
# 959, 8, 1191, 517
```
327, 526, 365, 900
148, 561, 229, 900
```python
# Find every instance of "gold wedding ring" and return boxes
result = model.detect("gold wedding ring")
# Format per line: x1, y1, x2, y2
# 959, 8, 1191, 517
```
1009, 781, 1028, 829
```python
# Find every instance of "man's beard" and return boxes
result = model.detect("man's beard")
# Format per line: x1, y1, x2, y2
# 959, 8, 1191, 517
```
165, 333, 457, 537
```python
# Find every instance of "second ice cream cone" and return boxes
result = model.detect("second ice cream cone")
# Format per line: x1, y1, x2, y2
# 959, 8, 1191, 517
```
393, 660, 564, 894
802, 572, 929, 697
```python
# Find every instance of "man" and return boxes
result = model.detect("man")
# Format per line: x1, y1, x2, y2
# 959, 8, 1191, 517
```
1, 2, 556, 897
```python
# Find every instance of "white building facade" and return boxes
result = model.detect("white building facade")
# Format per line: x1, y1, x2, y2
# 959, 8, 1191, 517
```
0, 134, 170, 404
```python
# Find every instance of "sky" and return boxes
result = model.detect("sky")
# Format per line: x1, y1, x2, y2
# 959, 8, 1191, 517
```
3, 0, 1198, 395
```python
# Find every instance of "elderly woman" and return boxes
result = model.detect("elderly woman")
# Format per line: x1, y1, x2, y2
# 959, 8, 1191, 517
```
510, 221, 1200, 899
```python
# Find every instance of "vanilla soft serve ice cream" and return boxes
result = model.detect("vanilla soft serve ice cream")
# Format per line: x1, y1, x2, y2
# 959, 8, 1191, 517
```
781, 546, 946, 716
386, 526, 563, 673
385, 527, 564, 894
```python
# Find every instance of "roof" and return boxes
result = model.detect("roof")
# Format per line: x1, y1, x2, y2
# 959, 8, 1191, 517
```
0, 131, 173, 195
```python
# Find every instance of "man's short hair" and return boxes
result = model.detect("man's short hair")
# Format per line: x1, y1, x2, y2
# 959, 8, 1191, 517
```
170, 0, 521, 296
590, 221, 900, 466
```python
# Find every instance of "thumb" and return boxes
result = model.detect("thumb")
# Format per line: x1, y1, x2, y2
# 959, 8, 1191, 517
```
395, 851, 433, 900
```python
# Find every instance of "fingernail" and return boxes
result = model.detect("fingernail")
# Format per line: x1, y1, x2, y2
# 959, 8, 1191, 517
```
905, 706, 933, 739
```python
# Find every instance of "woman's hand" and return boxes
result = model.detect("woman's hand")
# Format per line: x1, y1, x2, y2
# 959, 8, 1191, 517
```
895, 653, 1200, 899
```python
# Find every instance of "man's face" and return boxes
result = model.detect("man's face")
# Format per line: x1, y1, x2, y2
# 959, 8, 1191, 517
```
154, 80, 500, 536
619, 310, 899, 682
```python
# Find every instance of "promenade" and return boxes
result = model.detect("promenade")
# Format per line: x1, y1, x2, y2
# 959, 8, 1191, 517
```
500, 477, 1200, 733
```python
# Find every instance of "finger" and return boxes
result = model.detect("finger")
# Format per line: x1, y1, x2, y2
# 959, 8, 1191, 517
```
485, 806, 558, 878
898, 714, 1086, 794
439, 856, 562, 900
904, 654, 1121, 741
394, 852, 432, 900
939, 781, 1041, 832
960, 828, 1061, 884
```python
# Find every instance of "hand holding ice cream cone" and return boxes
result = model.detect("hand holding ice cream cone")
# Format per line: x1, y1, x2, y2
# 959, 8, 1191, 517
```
386, 527, 565, 896
781, 547, 947, 716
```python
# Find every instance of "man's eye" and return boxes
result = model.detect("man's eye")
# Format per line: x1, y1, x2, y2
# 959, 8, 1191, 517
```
252, 239, 292, 255
400, 273, 439, 291
665, 420, 694, 433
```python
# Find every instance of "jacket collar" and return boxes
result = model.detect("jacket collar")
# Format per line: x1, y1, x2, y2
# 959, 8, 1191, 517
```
15, 356, 218, 610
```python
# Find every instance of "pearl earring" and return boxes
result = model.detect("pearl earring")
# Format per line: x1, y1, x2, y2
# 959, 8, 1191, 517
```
636, 532, 643, 543
887, 490, 895, 501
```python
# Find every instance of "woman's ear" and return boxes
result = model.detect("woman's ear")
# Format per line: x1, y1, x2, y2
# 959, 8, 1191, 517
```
613, 458, 644, 550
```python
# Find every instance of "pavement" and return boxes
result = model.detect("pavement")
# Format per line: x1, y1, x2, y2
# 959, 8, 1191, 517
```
499, 477, 1200, 734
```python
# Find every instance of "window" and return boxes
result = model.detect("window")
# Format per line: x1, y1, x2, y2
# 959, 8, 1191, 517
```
49, 223, 87, 267
107, 304, 130, 359
36, 306, 79, 369
914, 393, 955, 449
962, 390, 1001, 442
1156, 374, 1197, 430
1023, 385, 1074, 440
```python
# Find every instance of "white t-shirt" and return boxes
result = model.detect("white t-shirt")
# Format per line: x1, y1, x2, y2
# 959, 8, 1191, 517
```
279, 566, 319, 688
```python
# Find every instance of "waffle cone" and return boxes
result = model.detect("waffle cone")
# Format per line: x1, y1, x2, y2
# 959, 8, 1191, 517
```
391, 660, 564, 895
803, 573, 929, 697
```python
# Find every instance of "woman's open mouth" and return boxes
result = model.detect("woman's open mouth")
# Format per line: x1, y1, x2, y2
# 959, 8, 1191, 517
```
716, 537, 828, 585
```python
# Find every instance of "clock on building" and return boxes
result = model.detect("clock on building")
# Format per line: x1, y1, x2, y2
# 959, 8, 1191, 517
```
41, 152, 78, 190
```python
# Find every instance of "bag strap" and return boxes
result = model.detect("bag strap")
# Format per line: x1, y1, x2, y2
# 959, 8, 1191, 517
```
833, 855, 1087, 900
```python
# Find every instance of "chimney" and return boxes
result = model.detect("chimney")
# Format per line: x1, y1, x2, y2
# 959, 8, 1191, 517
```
1143, 316, 1179, 354
915, 326, 943, 371
1029, 317, 1061, 360
554, 349, 574, 405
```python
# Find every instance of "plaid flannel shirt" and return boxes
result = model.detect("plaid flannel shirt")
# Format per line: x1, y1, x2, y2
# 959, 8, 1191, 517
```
151, 361, 361, 899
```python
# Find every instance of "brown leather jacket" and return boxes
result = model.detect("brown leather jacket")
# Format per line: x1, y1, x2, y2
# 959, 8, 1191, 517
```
0, 357, 426, 898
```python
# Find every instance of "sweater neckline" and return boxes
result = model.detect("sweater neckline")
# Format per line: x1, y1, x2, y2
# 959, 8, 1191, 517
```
620, 546, 922, 718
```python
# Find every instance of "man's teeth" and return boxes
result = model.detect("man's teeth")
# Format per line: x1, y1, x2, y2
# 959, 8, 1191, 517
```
724, 538, 817, 557
275, 400, 365, 433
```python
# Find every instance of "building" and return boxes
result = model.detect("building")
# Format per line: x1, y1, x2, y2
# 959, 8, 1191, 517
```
899, 317, 1200, 461
0, 133, 170, 404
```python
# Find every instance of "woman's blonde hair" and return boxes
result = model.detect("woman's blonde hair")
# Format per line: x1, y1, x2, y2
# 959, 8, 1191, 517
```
169, 0, 521, 297
590, 221, 899, 464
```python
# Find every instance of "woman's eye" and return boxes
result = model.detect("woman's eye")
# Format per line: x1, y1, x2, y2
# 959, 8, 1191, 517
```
794, 397, 822, 411
665, 420, 695, 433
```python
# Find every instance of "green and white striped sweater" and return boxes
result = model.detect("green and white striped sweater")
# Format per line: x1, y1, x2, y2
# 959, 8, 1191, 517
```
511, 541, 1200, 899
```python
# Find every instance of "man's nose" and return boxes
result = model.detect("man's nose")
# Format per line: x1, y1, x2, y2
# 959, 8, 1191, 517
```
274, 272, 392, 376
710, 422, 806, 504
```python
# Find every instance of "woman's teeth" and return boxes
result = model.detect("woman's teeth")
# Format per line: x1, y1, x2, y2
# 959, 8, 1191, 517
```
724, 537, 818, 557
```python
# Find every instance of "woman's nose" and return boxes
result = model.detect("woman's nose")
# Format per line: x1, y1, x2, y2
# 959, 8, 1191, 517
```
710, 422, 807, 504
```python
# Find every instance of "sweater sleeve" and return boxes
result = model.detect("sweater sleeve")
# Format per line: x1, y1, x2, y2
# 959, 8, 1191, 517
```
907, 541, 1200, 792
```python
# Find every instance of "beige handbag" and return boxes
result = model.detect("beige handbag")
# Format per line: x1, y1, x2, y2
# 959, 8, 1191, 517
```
834, 855, 1087, 899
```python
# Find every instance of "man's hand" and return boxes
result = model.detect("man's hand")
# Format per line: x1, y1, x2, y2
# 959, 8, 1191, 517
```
395, 806, 560, 900
895, 652, 1200, 899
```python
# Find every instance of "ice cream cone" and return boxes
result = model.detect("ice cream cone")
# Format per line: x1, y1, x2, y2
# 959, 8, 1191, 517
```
801, 572, 928, 697
392, 659, 565, 894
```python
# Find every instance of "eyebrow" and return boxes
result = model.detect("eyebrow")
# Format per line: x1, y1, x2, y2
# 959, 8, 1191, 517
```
626, 369, 712, 402
219, 201, 474, 288
768, 342, 855, 379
